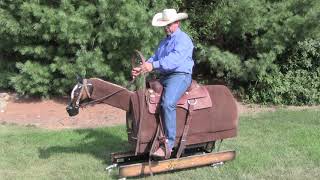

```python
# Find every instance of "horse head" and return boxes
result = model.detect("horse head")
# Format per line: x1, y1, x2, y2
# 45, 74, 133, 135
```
66, 76, 93, 116
66, 50, 149, 116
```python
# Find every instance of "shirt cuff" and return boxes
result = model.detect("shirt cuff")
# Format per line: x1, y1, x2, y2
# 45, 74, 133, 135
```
147, 58, 153, 63
152, 61, 160, 69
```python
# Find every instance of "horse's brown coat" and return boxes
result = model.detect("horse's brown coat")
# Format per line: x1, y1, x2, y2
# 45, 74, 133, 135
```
87, 78, 238, 154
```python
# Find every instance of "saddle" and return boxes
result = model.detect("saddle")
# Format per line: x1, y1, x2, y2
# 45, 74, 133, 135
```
146, 79, 212, 114
146, 79, 213, 159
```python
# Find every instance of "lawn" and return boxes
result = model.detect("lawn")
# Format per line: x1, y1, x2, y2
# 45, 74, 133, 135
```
0, 109, 319, 180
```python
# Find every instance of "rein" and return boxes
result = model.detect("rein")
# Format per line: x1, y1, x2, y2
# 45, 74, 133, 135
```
79, 79, 136, 108
79, 50, 146, 108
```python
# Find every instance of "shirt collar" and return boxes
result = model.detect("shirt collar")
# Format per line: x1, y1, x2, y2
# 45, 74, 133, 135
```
170, 27, 181, 38
167, 28, 181, 39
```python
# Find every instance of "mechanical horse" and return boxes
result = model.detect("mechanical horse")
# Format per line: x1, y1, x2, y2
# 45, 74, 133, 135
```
66, 52, 239, 177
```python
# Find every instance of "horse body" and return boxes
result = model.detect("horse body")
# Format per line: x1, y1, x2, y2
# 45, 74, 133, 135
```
68, 78, 238, 155
129, 84, 238, 154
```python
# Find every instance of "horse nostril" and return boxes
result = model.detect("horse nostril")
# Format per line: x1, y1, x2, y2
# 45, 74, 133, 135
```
66, 105, 79, 116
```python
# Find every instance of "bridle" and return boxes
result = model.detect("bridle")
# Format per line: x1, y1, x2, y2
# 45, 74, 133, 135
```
67, 78, 93, 116
74, 50, 146, 108
78, 80, 135, 108
72, 79, 92, 108
67, 49, 147, 119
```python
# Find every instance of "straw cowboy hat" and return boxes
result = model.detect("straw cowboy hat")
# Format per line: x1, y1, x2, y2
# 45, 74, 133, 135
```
152, 9, 188, 27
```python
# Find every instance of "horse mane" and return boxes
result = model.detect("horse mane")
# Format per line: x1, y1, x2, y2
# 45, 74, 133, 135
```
87, 78, 134, 111
90, 78, 131, 91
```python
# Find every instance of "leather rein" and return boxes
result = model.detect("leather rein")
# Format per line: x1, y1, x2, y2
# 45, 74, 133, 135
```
78, 79, 135, 108
77, 50, 146, 108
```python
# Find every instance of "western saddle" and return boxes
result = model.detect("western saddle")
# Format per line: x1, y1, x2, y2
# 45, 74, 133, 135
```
145, 79, 212, 159
146, 79, 212, 114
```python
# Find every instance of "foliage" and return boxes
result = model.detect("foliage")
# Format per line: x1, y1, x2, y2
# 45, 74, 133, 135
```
0, 58, 15, 89
247, 38, 320, 105
0, 0, 165, 96
10, 61, 52, 96
187, 0, 320, 104
0, 0, 319, 104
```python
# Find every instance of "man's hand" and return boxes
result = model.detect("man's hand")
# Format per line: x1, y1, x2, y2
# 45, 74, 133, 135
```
131, 62, 153, 79
131, 67, 142, 79
141, 62, 153, 73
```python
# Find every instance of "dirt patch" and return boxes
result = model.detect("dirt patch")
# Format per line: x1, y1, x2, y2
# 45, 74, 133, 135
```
236, 102, 277, 115
0, 92, 319, 130
0, 93, 125, 130
237, 102, 320, 116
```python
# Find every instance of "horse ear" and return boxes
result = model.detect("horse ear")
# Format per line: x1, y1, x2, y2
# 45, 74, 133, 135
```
76, 74, 83, 84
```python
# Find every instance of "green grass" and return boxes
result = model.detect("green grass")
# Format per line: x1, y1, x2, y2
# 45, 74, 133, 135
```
0, 124, 131, 179
1, 109, 320, 179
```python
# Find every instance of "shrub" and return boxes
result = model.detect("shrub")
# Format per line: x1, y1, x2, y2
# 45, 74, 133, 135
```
0, 0, 319, 105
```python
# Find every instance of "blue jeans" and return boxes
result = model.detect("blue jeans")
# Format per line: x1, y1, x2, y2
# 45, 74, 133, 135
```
160, 73, 192, 150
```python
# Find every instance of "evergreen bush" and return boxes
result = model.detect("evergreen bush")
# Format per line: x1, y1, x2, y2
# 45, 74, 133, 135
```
0, 0, 164, 96
0, 0, 319, 105
187, 0, 320, 105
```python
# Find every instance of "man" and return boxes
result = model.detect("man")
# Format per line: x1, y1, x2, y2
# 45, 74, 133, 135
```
132, 9, 194, 158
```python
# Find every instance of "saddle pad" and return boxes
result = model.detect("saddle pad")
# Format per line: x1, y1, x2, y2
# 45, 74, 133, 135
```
146, 86, 212, 114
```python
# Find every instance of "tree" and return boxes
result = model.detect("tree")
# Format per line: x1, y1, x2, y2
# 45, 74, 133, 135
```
1, 0, 319, 104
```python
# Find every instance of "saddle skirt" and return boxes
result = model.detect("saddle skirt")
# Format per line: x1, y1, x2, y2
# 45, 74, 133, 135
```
146, 79, 212, 114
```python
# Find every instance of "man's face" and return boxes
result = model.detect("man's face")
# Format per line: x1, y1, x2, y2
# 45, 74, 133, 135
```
164, 21, 180, 35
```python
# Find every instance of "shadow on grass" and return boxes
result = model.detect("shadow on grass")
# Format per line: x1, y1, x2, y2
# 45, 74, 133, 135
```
38, 128, 132, 164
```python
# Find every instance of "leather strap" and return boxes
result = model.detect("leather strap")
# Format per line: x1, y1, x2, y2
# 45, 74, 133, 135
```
148, 114, 167, 176
83, 79, 91, 98
149, 122, 161, 157
148, 123, 160, 176
159, 117, 170, 160
176, 101, 194, 158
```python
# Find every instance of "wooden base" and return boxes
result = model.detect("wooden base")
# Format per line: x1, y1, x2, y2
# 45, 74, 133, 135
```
111, 151, 148, 164
118, 150, 235, 178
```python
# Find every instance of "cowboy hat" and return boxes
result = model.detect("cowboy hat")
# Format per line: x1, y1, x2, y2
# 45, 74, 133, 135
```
152, 9, 188, 27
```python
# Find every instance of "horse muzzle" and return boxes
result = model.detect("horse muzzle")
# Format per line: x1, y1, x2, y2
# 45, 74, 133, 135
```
66, 104, 79, 117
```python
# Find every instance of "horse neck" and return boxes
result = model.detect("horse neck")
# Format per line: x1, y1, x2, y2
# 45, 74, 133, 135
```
129, 89, 148, 124
87, 78, 133, 111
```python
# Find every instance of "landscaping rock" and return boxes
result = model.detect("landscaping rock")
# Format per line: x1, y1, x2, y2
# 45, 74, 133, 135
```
0, 93, 10, 112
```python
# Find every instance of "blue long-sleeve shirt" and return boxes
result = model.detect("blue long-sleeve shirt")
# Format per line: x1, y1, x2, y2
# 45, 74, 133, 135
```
147, 28, 194, 75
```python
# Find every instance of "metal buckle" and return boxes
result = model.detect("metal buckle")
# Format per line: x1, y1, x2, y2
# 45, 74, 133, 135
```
187, 99, 197, 105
